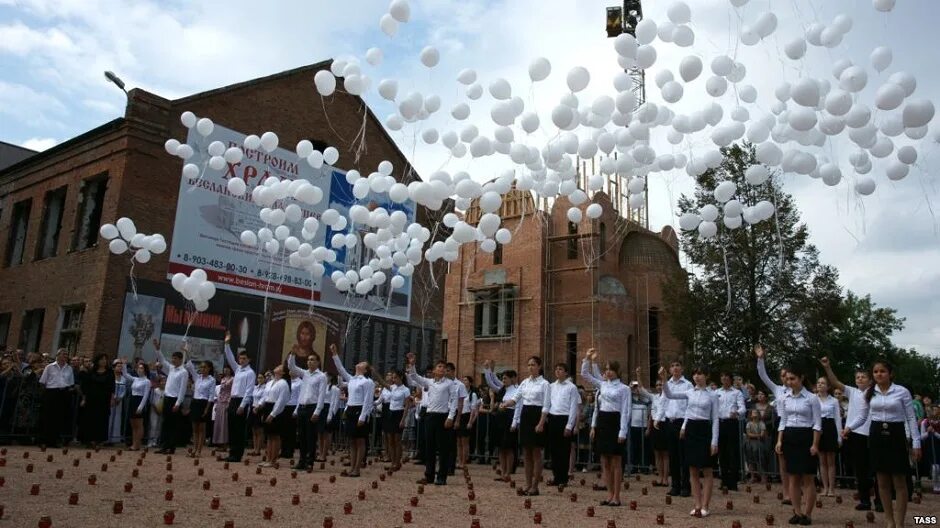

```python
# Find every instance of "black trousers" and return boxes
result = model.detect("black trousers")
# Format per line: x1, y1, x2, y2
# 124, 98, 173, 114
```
719, 419, 741, 488
280, 406, 297, 458
41, 388, 72, 446
667, 419, 690, 492
227, 398, 247, 460
848, 432, 883, 504
160, 396, 182, 451
424, 412, 454, 482
296, 405, 318, 466
547, 414, 573, 485
629, 426, 649, 472
415, 408, 427, 462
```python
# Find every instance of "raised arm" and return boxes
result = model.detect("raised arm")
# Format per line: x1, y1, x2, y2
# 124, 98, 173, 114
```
331, 347, 352, 382
482, 360, 503, 391
659, 367, 688, 400
286, 354, 305, 379
580, 359, 603, 389
755, 345, 783, 396
818, 356, 845, 393
184, 360, 197, 383
223, 331, 238, 372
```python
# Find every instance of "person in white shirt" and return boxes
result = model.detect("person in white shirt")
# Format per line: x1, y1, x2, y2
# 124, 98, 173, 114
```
637, 377, 670, 488
819, 356, 880, 511
543, 362, 580, 488
184, 359, 216, 458
318, 373, 341, 463
331, 343, 375, 478
148, 378, 165, 448
482, 359, 519, 483
581, 348, 631, 507
154, 340, 188, 455
118, 359, 152, 451
508, 356, 550, 496
815, 376, 843, 497
660, 365, 720, 518
222, 331, 256, 463
249, 373, 269, 456
406, 352, 458, 485
755, 344, 793, 504
287, 352, 327, 471
855, 360, 922, 528
658, 359, 693, 497
259, 365, 290, 468
774, 365, 822, 526
716, 371, 746, 491
456, 376, 481, 472
280, 369, 302, 459
444, 362, 465, 477
375, 369, 412, 471
38, 348, 77, 447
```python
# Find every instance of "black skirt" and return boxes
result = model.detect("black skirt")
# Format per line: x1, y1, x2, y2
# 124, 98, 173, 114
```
782, 427, 818, 475
819, 417, 839, 453
594, 410, 624, 456
317, 405, 332, 433
457, 412, 473, 438
383, 408, 405, 434
129, 395, 146, 418
869, 421, 910, 475
345, 405, 371, 439
684, 419, 717, 468
248, 406, 264, 429
260, 402, 284, 436
494, 409, 518, 449
190, 399, 210, 423
519, 405, 546, 448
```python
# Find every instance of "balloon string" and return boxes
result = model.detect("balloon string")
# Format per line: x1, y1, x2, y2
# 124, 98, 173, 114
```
128, 257, 138, 301
771, 186, 785, 270
183, 303, 197, 340
721, 239, 732, 315
350, 103, 370, 165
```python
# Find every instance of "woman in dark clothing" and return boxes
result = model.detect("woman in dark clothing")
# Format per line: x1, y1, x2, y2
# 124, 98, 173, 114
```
78, 354, 115, 447
14, 360, 44, 441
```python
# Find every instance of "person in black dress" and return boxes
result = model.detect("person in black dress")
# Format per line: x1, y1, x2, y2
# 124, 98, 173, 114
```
78, 354, 115, 447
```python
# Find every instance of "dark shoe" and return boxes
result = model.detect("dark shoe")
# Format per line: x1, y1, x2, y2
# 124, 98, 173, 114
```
599, 500, 611, 506
434, 479, 446, 486
855, 503, 871, 511
292, 464, 309, 471
667, 488, 681, 496
874, 502, 884, 513
607, 501, 622, 507
782, 499, 793, 505
798, 516, 812, 526
788, 514, 802, 525
680, 490, 691, 498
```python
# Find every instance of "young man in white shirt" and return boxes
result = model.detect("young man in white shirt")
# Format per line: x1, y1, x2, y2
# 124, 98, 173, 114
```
406, 353, 458, 486
38, 348, 78, 447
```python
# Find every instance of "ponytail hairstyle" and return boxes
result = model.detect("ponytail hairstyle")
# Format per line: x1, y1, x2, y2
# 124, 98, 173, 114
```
865, 359, 895, 402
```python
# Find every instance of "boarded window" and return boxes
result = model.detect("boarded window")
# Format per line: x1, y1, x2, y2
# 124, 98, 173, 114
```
36, 186, 68, 260
567, 222, 578, 259
19, 308, 45, 353
58, 304, 85, 355
72, 175, 108, 251
5, 198, 31, 267
0, 313, 10, 350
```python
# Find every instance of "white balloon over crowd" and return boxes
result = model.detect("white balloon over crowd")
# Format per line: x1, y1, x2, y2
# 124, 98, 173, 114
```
159, 0, 936, 312
99, 218, 167, 265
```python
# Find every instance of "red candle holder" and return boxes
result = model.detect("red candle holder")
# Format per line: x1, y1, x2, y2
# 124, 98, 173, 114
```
290, 470, 297, 479
232, 472, 239, 482
165, 455, 171, 462
113, 500, 123, 514
323, 517, 333, 528
100, 463, 108, 472
256, 467, 263, 475
164, 490, 173, 501
124, 482, 133, 493
607, 520, 616, 528
88, 474, 97, 485
371, 480, 378, 490
468, 490, 476, 500
732, 521, 742, 528
753, 495, 760, 503
524, 498, 532, 509
38, 516, 52, 528
776, 492, 783, 500
46, 455, 54, 463
291, 494, 300, 506
55, 469, 63, 479
320, 462, 326, 470
726, 500, 734, 510
329, 475, 336, 484
533, 511, 542, 524
570, 492, 578, 502
357, 490, 366, 501
845, 522, 855, 528
224, 521, 233, 528
410, 496, 419, 507
722, 487, 729, 495
0, 448, 5, 455
110, 455, 116, 462
136, 459, 143, 467
629, 500, 637, 510
68, 492, 79, 505
579, 478, 586, 486
166, 462, 172, 471
379, 474, 386, 482
343, 502, 352, 515
84, 452, 91, 459
311, 483, 319, 493
22, 451, 29, 459
510, 480, 516, 489
766, 482, 772, 491
623, 482, 630, 490
471, 519, 481, 528
403, 510, 413, 524
656, 513, 665, 525
197, 467, 205, 476
765, 514, 775, 526
117, 449, 123, 456
586, 506, 595, 517
163, 510, 175, 525
0, 458, 5, 467
469, 504, 477, 515
815, 499, 823, 508
835, 495, 843, 504
244, 459, 250, 466
262, 507, 273, 520
417, 485, 424, 494
913, 494, 923, 504
665, 496, 672, 505
269, 477, 277, 487
245, 486, 253, 497
192, 458, 199, 466
211, 496, 220, 510
132, 469, 139, 478
746, 485, 752, 493
223, 462, 229, 470
866, 512, 875, 523
202, 480, 211, 490
641, 486, 648, 495
165, 474, 173, 484
0, 476, 4, 487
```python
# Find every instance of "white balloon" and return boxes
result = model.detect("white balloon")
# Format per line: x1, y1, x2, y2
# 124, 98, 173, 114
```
99, 223, 119, 240
134, 248, 151, 264
713, 181, 737, 203
227, 177, 247, 196
366, 47, 383, 66
314, 70, 336, 96
196, 118, 214, 137
697, 221, 717, 239
874, 83, 905, 111
723, 215, 743, 229
109, 238, 128, 255
902, 99, 935, 128
614, 33, 638, 58
566, 207, 582, 223
635, 19, 657, 45
164, 139, 180, 156
240, 230, 258, 246
377, 79, 398, 101
667, 1, 692, 24
754, 12, 778, 37
699, 204, 719, 222
260, 131, 279, 153
711, 55, 734, 76
180, 111, 196, 129
520, 112, 540, 133
673, 25, 695, 47
839, 66, 868, 93
745, 164, 770, 185
419, 46, 440, 68
323, 146, 339, 165
791, 78, 820, 107
784, 37, 807, 60
897, 145, 918, 165
739, 84, 757, 103
855, 176, 876, 196
566, 67, 590, 92
661, 81, 684, 103
705, 76, 728, 97
551, 105, 575, 129
888, 71, 916, 96
870, 46, 893, 72
379, 13, 398, 36
528, 57, 551, 82
886, 160, 909, 181
825, 89, 853, 116
679, 55, 703, 82
635, 45, 657, 69
116, 217, 136, 240
873, 0, 895, 12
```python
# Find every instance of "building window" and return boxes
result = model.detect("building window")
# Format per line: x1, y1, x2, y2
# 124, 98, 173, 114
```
567, 222, 578, 259
566, 332, 577, 379
493, 243, 502, 265
473, 287, 515, 338
36, 186, 68, 260
72, 175, 108, 251
599, 222, 607, 257
19, 308, 45, 353
58, 304, 85, 355
648, 308, 660, 387
5, 198, 32, 267
0, 313, 10, 350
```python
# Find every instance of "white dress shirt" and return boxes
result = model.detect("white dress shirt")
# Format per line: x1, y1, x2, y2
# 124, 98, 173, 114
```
120, 369, 151, 414
854, 383, 921, 449
156, 352, 188, 400
777, 389, 822, 431
817, 394, 844, 444
224, 344, 256, 410
377, 384, 411, 411
325, 385, 340, 421
511, 375, 549, 428
333, 356, 376, 420
716, 386, 746, 420
39, 361, 74, 389
660, 376, 692, 420
252, 383, 268, 410
581, 360, 632, 439
663, 383, 720, 446
463, 392, 482, 414
544, 378, 581, 432
264, 378, 290, 418
483, 367, 519, 406
757, 358, 789, 400
406, 366, 458, 419
185, 362, 216, 401
287, 356, 328, 412
842, 385, 873, 436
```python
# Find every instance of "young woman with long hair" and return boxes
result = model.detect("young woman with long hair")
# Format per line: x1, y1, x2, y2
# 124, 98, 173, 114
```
482, 359, 519, 482
376, 369, 411, 471
259, 365, 290, 468
119, 359, 151, 450
213, 365, 234, 449
185, 359, 216, 458
581, 348, 631, 507
457, 376, 481, 470
636, 375, 670, 488
318, 373, 340, 462
509, 356, 549, 496
775, 365, 821, 526
248, 373, 269, 456
331, 344, 375, 477
815, 376, 842, 497
755, 344, 793, 504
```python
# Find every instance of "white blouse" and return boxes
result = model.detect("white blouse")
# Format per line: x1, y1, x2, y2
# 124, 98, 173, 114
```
185, 362, 216, 401
545, 379, 581, 432
462, 392, 482, 414
251, 384, 268, 409
264, 378, 290, 418
757, 358, 789, 400
511, 376, 549, 428
377, 384, 411, 411
856, 383, 920, 449
843, 385, 873, 436
663, 384, 719, 446
777, 389, 822, 431
120, 369, 151, 414
333, 356, 375, 420
325, 385, 340, 421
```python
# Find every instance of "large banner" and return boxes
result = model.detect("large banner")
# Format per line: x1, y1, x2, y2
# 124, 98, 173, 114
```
167, 123, 415, 322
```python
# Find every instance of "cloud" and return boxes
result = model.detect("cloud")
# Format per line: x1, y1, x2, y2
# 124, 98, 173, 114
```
21, 137, 57, 151
0, 21, 77, 55
0, 80, 68, 129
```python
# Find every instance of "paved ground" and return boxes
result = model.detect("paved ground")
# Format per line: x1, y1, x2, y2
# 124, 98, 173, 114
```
0, 445, 936, 527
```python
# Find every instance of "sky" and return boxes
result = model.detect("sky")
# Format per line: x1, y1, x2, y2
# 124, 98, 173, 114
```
1, 0, 939, 356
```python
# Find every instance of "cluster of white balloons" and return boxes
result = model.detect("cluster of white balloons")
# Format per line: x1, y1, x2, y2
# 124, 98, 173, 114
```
170, 269, 217, 312
99, 218, 167, 264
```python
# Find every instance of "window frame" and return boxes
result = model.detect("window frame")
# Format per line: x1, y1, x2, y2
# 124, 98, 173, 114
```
35, 185, 68, 261
472, 287, 515, 339
71, 174, 109, 252
5, 198, 32, 267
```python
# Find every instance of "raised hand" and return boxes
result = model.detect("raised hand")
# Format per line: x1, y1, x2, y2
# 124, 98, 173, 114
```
152, 338, 161, 350
224, 330, 230, 344
819, 356, 830, 368
406, 352, 416, 366
329, 343, 338, 357
482, 359, 493, 370
658, 366, 667, 380
753, 344, 765, 358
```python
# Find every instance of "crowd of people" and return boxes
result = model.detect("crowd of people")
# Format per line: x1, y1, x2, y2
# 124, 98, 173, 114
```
1, 341, 938, 526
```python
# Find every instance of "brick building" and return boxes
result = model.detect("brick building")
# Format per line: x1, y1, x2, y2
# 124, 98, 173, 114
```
442, 187, 685, 385
0, 62, 444, 371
